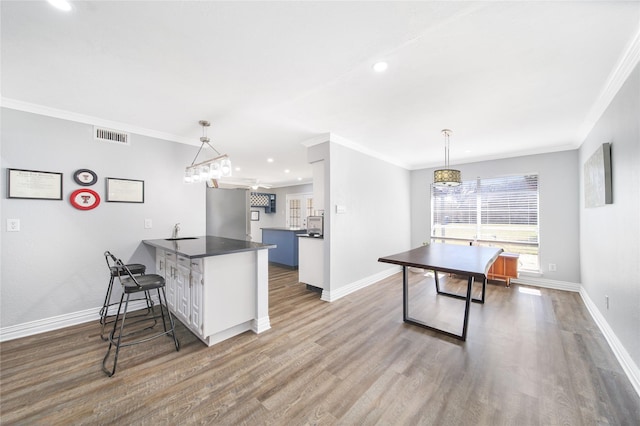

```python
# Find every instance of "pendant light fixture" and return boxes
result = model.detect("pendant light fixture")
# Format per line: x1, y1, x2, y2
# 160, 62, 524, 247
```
184, 120, 232, 184
433, 129, 461, 187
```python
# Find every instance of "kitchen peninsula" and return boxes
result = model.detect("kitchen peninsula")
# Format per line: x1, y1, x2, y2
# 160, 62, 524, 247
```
143, 236, 275, 346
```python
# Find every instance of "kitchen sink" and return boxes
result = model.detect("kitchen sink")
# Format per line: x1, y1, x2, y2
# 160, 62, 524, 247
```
164, 237, 198, 241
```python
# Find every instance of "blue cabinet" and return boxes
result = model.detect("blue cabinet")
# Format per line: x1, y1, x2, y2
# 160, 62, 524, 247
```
261, 228, 306, 268
251, 192, 276, 213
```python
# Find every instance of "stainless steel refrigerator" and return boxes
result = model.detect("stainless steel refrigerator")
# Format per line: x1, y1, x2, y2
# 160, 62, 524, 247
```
205, 188, 250, 240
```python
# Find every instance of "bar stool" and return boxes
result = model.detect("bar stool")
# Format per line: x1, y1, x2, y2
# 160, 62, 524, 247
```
102, 253, 180, 377
99, 251, 151, 340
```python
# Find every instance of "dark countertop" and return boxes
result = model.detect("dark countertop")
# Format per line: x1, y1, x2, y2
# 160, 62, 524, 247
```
261, 227, 307, 232
143, 236, 276, 259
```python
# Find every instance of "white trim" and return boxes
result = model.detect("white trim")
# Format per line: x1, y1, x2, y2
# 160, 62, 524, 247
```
251, 316, 271, 334
511, 276, 581, 292
579, 27, 640, 142
321, 267, 398, 302
301, 132, 411, 170
0, 97, 194, 145
0, 299, 154, 342
579, 287, 640, 398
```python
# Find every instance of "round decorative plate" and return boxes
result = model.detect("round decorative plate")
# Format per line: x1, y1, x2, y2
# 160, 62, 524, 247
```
73, 169, 98, 186
70, 189, 101, 210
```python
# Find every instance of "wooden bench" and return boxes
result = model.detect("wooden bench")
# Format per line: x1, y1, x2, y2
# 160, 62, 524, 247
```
488, 253, 519, 287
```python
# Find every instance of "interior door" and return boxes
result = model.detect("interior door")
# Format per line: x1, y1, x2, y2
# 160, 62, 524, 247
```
286, 192, 313, 229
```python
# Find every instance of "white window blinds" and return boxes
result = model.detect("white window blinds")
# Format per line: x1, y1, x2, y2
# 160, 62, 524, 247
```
431, 174, 539, 270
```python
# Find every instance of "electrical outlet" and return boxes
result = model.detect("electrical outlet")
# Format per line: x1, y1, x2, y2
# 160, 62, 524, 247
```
548, 263, 557, 272
144, 218, 153, 229
7, 219, 20, 232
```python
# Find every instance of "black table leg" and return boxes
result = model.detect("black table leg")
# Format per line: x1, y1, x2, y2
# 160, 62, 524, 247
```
460, 276, 474, 341
434, 270, 485, 304
402, 266, 408, 321
403, 268, 476, 341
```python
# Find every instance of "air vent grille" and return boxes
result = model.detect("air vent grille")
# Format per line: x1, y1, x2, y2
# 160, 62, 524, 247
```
94, 126, 130, 145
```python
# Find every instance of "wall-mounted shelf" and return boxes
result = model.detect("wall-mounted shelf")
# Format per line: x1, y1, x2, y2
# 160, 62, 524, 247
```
250, 192, 276, 213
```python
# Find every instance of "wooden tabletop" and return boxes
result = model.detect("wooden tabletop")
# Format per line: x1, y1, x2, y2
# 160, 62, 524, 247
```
378, 243, 503, 279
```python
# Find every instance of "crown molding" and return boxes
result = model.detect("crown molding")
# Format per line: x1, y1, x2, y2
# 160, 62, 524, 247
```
0, 97, 194, 145
301, 132, 411, 170
579, 26, 640, 142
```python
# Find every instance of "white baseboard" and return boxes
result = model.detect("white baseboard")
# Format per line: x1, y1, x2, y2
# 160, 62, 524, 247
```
511, 276, 581, 292
0, 299, 156, 343
321, 267, 399, 302
579, 287, 640, 398
252, 316, 271, 334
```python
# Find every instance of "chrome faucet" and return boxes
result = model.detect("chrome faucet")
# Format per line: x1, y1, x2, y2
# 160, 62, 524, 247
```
172, 223, 180, 239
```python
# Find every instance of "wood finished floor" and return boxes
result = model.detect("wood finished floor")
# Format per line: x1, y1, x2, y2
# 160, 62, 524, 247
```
1, 265, 639, 425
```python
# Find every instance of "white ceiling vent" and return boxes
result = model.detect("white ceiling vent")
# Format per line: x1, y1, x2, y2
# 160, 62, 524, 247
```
94, 126, 130, 146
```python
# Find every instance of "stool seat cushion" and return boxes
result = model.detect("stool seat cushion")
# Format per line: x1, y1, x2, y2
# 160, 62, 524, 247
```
121, 274, 165, 292
110, 264, 146, 277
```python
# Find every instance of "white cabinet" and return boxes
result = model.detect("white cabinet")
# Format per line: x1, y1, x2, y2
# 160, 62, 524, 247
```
165, 252, 177, 311
175, 257, 191, 326
155, 251, 205, 339
189, 259, 204, 335
299, 237, 324, 290
152, 247, 270, 347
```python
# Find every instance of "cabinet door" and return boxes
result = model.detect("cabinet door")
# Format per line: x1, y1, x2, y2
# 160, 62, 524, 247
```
165, 255, 177, 310
175, 261, 191, 324
190, 268, 203, 336
155, 249, 166, 277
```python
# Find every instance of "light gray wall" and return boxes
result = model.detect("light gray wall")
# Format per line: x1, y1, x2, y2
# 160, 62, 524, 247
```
579, 64, 639, 366
326, 142, 411, 292
250, 183, 313, 242
410, 150, 581, 283
1, 109, 205, 328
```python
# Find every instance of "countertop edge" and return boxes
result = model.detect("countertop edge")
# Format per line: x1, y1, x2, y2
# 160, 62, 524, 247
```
143, 237, 276, 259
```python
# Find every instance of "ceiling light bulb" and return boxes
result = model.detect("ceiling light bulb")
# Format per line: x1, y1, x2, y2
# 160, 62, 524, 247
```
47, 0, 72, 11
372, 62, 388, 73
267, 158, 274, 163
284, 169, 290, 173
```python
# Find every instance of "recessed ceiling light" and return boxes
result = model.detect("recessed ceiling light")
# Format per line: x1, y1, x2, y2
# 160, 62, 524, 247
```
372, 62, 388, 73
47, 0, 72, 11
267, 158, 274, 163
284, 169, 290, 173
297, 177, 302, 181
234, 167, 241, 171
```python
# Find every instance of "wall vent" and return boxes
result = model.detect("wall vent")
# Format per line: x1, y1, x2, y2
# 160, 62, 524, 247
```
94, 126, 130, 146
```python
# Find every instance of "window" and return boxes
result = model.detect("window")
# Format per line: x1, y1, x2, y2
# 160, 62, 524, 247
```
431, 174, 539, 271
286, 193, 314, 228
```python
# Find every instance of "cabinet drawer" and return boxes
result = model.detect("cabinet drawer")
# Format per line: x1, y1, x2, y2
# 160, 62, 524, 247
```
165, 253, 176, 262
177, 255, 190, 267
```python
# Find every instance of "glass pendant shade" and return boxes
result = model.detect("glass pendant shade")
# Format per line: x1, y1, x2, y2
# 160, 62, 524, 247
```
184, 120, 232, 184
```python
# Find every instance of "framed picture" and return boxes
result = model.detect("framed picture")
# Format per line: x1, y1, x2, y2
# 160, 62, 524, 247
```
584, 143, 612, 208
7, 168, 63, 200
106, 178, 144, 203
251, 210, 260, 221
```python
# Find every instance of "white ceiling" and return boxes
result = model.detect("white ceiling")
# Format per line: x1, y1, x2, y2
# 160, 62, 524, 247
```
2, 1, 639, 187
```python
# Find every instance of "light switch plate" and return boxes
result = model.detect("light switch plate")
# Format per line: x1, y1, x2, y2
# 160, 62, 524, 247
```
7, 219, 20, 232
144, 218, 153, 229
